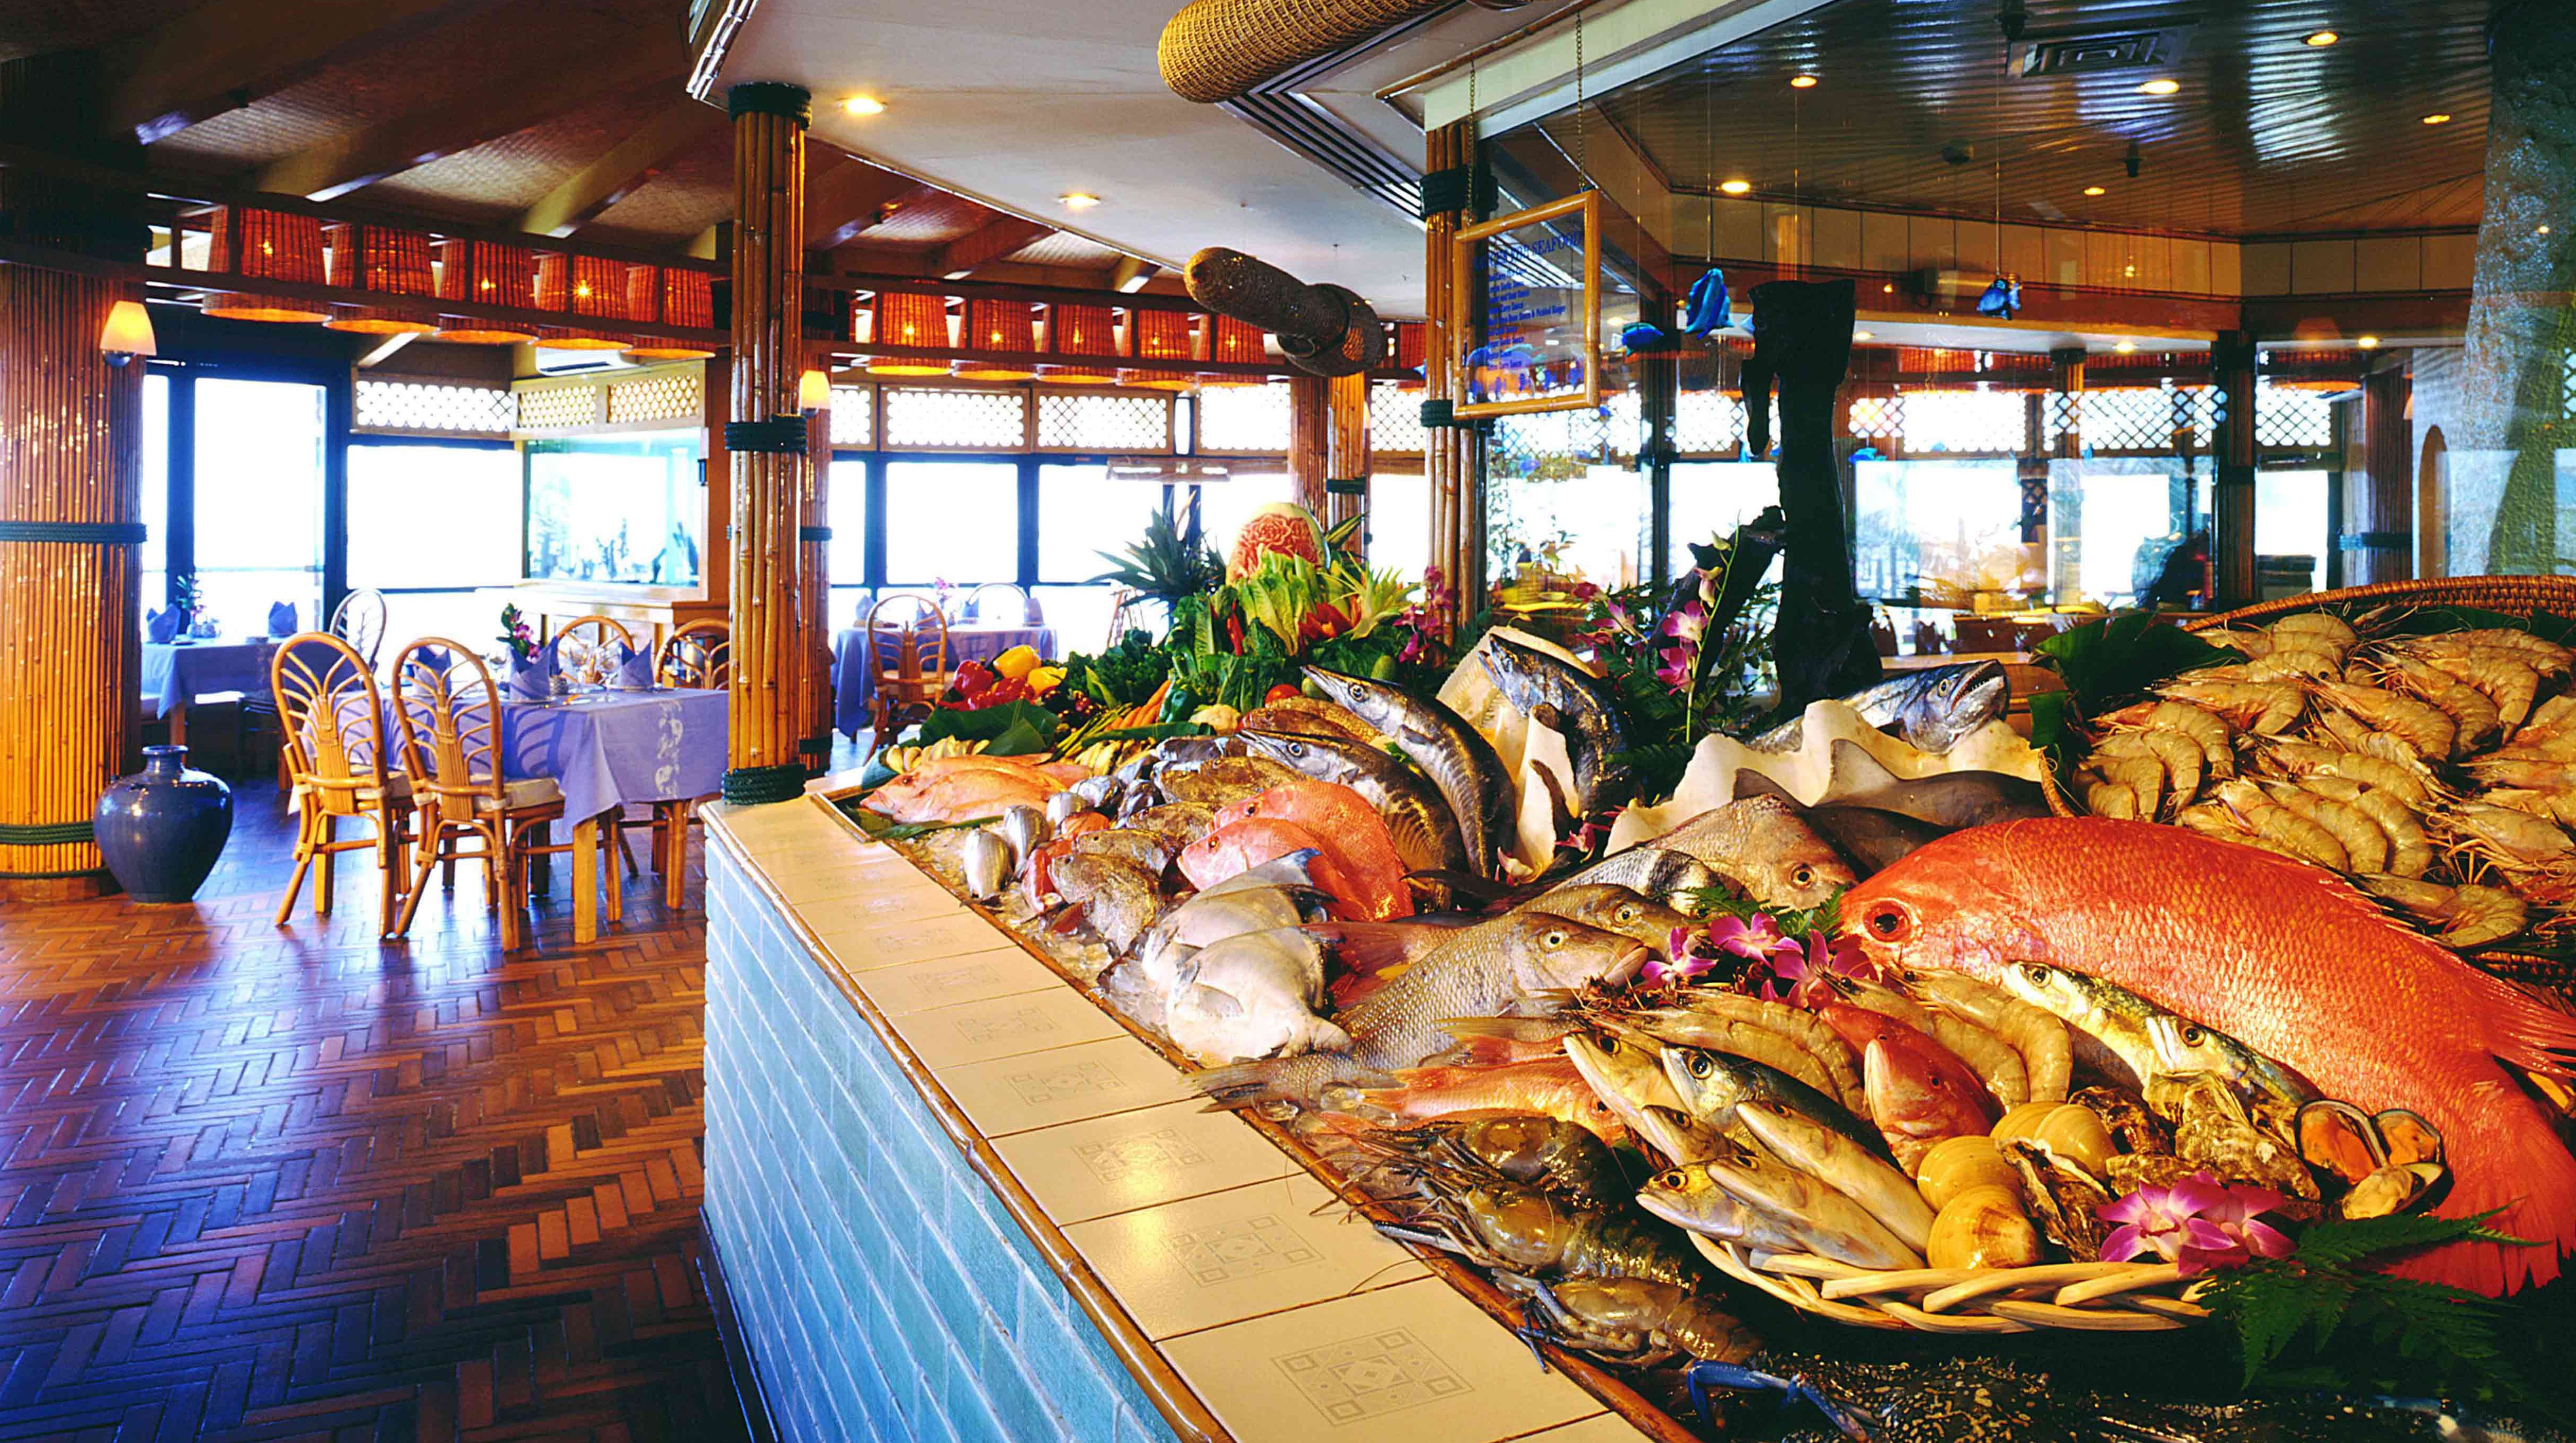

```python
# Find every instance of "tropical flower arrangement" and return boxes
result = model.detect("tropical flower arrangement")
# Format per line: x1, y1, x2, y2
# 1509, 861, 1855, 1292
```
496, 603, 537, 662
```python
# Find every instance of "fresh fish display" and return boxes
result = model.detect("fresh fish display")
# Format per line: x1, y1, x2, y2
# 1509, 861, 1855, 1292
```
1069, 827, 1175, 876
863, 759, 1062, 823
1563, 1030, 1699, 1156
1388, 1176, 1713, 1290
1130, 858, 1329, 990
958, 828, 1011, 900
1158, 755, 1302, 808
1861, 1035, 1997, 1173
1553, 796, 1853, 911
1358, 1057, 1630, 1143
1746, 660, 2011, 756
1236, 694, 1378, 745
1734, 1101, 1934, 1250
1809, 739, 2050, 829
1050, 853, 1164, 955
1842, 816, 2576, 1295
1516, 884, 1691, 957
1994, 962, 2165, 1095
1304, 666, 1516, 880
994, 804, 1049, 866
1122, 802, 1216, 852
1658, 1041, 1888, 1161
1179, 816, 1406, 920
1481, 635, 1635, 821
1163, 926, 1350, 1064
1212, 781, 1411, 917
1234, 726, 1470, 875
1698, 1151, 1925, 1269
1731, 783, 1951, 875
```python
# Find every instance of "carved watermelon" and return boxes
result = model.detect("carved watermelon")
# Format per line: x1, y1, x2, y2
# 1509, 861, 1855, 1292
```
1228, 502, 1326, 579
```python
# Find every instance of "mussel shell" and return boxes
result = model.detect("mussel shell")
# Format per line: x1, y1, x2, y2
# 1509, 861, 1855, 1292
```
1045, 791, 1093, 829
2334, 1161, 2445, 1221
996, 804, 1049, 866
2373, 1108, 2444, 1167
2296, 1100, 2385, 1185
959, 830, 1011, 900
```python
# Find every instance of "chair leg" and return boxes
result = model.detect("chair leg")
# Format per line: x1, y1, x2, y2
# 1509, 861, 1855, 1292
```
443, 855, 456, 891
604, 821, 624, 926
274, 843, 314, 928
663, 801, 690, 910
377, 828, 404, 939
499, 831, 525, 952
395, 825, 442, 937
314, 816, 337, 916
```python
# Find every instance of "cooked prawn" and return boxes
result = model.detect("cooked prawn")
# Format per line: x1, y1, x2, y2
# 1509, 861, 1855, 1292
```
1839, 978, 2030, 1108
2417, 649, 2544, 732
2353, 874, 2530, 949
2370, 657, 2504, 748
2528, 694, 2576, 733
2482, 786, 2576, 829
2398, 628, 2574, 673
2157, 679, 2304, 735
1907, 970, 2073, 1103
2311, 681, 2457, 760
2270, 612, 2361, 648
2261, 737, 2437, 810
2440, 802, 2576, 872
2213, 778, 2348, 871
2092, 729, 2205, 805
2265, 782, 2387, 874
2286, 775, 2432, 879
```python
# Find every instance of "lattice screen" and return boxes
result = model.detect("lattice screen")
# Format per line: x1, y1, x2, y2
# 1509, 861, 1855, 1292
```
514, 384, 601, 431
1036, 391, 1169, 451
2564, 349, 2576, 421
2253, 383, 2336, 449
2077, 388, 2194, 452
1845, 395, 1904, 440
606, 368, 703, 426
353, 379, 513, 435
1675, 390, 1746, 456
1368, 382, 1427, 454
1196, 381, 1292, 452
1897, 389, 2027, 454
882, 387, 1028, 449
828, 387, 873, 447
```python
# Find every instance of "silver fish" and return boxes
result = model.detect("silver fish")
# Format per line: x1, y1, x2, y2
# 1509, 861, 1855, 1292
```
1747, 661, 2011, 754
1523, 884, 1691, 956
1234, 726, 1468, 875
1728, 779, 1951, 875
1480, 636, 1634, 821
1072, 827, 1176, 876
1997, 961, 2163, 1096
1043, 791, 1091, 830
1052, 854, 1164, 955
959, 829, 1011, 901
1067, 775, 1123, 812
1806, 739, 2048, 830
1132, 872, 1330, 991
997, 804, 1049, 867
1564, 1030, 1716, 1165
1659, 1041, 1887, 1160
1303, 666, 1515, 880
1164, 927, 1351, 1064
1557, 797, 1852, 911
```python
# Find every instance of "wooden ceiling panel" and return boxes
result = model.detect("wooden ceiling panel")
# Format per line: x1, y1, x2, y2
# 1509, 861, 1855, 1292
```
577, 124, 736, 246
1594, 0, 2490, 238
362, 86, 655, 221
1004, 230, 1124, 267
862, 190, 998, 245
0, 0, 203, 64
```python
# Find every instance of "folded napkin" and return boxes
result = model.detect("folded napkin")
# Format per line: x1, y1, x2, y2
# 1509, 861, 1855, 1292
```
616, 641, 655, 690
267, 601, 297, 637
146, 607, 181, 644
505, 645, 554, 703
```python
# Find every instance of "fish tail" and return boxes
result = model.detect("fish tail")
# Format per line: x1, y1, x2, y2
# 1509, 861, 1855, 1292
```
1189, 1052, 1390, 1110
2393, 1083, 2576, 1297
2490, 981, 2576, 1081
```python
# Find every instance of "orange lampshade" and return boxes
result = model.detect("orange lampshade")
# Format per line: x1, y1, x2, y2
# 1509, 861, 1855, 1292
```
952, 298, 1038, 380
624, 266, 718, 360
321, 225, 438, 334
1121, 309, 1198, 391
1393, 321, 1427, 389
866, 291, 955, 376
432, 240, 540, 344
534, 254, 630, 349
1199, 314, 1268, 386
201, 208, 330, 323
1043, 302, 1121, 383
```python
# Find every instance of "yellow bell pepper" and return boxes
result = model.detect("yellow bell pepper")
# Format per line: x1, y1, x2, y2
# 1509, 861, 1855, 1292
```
991, 645, 1042, 680
1027, 665, 1066, 695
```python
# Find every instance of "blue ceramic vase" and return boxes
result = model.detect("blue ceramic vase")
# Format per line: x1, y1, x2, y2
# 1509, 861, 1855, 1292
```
95, 745, 233, 903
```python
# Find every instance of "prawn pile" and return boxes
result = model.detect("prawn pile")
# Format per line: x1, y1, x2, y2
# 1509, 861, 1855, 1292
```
2070, 610, 2576, 949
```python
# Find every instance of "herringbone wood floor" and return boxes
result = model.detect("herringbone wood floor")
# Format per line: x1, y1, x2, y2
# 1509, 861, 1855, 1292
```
0, 781, 751, 1443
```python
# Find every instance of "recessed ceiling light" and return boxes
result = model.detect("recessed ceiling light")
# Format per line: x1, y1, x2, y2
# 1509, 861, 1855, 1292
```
1719, 178, 1752, 195
1853, 330, 1874, 340
1059, 192, 1101, 209
2137, 78, 2180, 96
1789, 74, 1819, 89
1882, 282, 1895, 294
2421, 112, 2452, 125
2541, 224, 2555, 236
2082, 185, 2107, 197
2304, 30, 2338, 46
840, 95, 886, 116
2113, 340, 2138, 354
2358, 334, 2381, 348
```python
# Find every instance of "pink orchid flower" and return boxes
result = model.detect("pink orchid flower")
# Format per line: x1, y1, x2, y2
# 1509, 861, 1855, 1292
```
2099, 1171, 2293, 1276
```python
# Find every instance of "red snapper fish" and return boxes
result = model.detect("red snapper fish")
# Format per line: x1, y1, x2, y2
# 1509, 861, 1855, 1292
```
1213, 781, 1413, 918
1181, 817, 1404, 920
1814, 1002, 1999, 1169
1841, 816, 2576, 1296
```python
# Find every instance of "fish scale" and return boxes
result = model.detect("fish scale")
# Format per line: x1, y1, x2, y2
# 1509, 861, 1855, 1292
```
1842, 816, 2576, 1297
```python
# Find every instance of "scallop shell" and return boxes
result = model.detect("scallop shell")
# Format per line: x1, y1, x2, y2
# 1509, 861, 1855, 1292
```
1916, 1135, 2020, 1212
959, 830, 1011, 900
1926, 1184, 2044, 1270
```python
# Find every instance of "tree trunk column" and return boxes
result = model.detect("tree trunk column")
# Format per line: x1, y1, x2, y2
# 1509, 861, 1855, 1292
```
721, 82, 818, 806
1287, 373, 1330, 516
2455, 0, 2576, 575
1324, 372, 1368, 545
0, 55, 145, 900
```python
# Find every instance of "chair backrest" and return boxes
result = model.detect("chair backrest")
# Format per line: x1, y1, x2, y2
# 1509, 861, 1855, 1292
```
865, 592, 951, 682
387, 637, 505, 825
552, 614, 636, 685
659, 619, 732, 690
329, 587, 389, 668
965, 581, 1033, 627
270, 631, 391, 816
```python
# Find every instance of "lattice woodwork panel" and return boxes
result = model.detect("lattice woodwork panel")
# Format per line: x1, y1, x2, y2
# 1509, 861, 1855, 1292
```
1368, 382, 1427, 455
2255, 383, 2336, 449
1845, 394, 1904, 440
2562, 350, 2574, 421
606, 369, 704, 426
1675, 390, 1745, 455
883, 387, 1027, 449
1197, 381, 1292, 452
1899, 389, 2026, 454
1036, 391, 1169, 451
829, 387, 873, 447
2078, 387, 2209, 452
515, 383, 601, 431
353, 380, 512, 435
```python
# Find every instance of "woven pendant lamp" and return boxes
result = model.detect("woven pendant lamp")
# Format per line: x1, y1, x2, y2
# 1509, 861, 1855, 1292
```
432, 239, 541, 344
321, 225, 438, 334
623, 266, 718, 360
1393, 321, 1427, 389
865, 291, 955, 376
951, 298, 1039, 380
201, 208, 331, 323
1042, 303, 1121, 383
534, 254, 630, 349
1198, 313, 1268, 387
1121, 309, 1198, 391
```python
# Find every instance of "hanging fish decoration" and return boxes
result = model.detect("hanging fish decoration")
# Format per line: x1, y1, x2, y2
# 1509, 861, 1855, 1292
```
1620, 321, 1686, 354
1975, 273, 2023, 320
1681, 266, 1732, 335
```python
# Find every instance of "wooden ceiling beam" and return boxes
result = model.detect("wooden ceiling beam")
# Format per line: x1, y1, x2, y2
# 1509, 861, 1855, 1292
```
252, 46, 683, 202
805, 154, 934, 250
517, 103, 726, 238
931, 214, 1053, 279
107, 0, 510, 143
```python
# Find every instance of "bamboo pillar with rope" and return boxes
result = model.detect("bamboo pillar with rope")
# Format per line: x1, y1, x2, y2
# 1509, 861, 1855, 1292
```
1422, 119, 1483, 621
1324, 372, 1369, 545
720, 82, 822, 805
0, 54, 146, 900
1287, 374, 1330, 516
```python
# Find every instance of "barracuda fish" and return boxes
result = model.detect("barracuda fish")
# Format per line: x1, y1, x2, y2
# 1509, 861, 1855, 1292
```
1746, 661, 2011, 756
1480, 636, 1635, 823
1235, 727, 1469, 876
1304, 666, 1516, 880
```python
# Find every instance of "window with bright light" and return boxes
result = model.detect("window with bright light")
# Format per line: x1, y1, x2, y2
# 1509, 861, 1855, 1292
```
524, 429, 705, 586
1039, 463, 1166, 583
1366, 472, 1431, 580
2045, 459, 2195, 609
140, 371, 167, 629
1194, 471, 1296, 563
884, 460, 1018, 584
1669, 462, 1780, 577
347, 442, 522, 650
2257, 468, 2331, 597
1852, 459, 2036, 605
827, 458, 870, 606
193, 377, 326, 637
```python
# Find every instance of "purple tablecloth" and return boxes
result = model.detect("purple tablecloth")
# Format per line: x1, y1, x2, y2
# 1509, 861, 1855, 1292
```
831, 624, 1056, 736
497, 687, 730, 823
141, 640, 278, 716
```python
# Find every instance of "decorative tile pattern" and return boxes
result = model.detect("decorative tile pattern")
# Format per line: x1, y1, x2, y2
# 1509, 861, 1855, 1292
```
1275, 1329, 1471, 1424
1165, 1212, 1317, 1283
1079, 1126, 1208, 1184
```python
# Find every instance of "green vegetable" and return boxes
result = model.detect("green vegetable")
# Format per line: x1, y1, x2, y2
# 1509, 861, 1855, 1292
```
916, 700, 1064, 757
1368, 652, 1398, 680
1087, 722, 1215, 742
1159, 681, 1200, 724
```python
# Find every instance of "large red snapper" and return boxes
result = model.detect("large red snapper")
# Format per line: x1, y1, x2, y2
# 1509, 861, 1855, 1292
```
1212, 781, 1413, 919
1841, 816, 2576, 1296
1180, 818, 1399, 920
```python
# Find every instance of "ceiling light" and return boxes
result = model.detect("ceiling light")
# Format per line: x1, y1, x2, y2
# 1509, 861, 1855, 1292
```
2082, 185, 2107, 197
2113, 340, 2137, 354
2303, 30, 2338, 46
1789, 74, 1819, 89
2541, 224, 2554, 236
1853, 330, 1874, 340
1060, 192, 1101, 209
2420, 112, 2452, 125
2137, 78, 2180, 96
840, 95, 886, 116
2358, 334, 2381, 349
1882, 282, 1895, 294
1719, 179, 1752, 195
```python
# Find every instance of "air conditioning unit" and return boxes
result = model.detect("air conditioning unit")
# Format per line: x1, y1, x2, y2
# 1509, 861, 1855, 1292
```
2014, 26, 2192, 77
530, 347, 639, 376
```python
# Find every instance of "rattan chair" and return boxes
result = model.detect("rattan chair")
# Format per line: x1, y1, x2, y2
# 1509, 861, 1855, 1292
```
648, 619, 731, 908
550, 613, 637, 686
329, 587, 389, 668
866, 593, 954, 737
964, 581, 1036, 626
270, 631, 413, 937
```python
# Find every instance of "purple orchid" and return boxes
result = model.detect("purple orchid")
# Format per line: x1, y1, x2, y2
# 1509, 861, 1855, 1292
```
2098, 1171, 2293, 1276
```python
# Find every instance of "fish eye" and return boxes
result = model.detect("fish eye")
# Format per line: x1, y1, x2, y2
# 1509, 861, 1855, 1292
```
1688, 1053, 1713, 1078
2180, 1024, 2206, 1047
1543, 930, 1568, 948
1791, 865, 1816, 888
2021, 962, 2053, 983
1615, 904, 1640, 924
1861, 902, 1915, 942
1657, 1169, 1684, 1188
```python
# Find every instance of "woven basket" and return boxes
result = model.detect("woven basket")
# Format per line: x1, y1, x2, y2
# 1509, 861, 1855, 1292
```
1695, 1237, 2206, 1333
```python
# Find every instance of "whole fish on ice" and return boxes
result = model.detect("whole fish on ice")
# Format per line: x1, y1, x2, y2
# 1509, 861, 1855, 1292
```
1745, 661, 2011, 756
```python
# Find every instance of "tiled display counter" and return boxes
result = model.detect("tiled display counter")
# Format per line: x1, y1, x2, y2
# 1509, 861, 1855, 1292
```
700, 794, 1645, 1443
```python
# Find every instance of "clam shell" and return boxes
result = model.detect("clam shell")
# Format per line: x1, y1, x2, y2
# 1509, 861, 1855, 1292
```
2031, 1104, 2117, 1181
959, 830, 1011, 900
1926, 1184, 2044, 1270
1990, 1101, 2060, 1143
996, 804, 1049, 867
1917, 1135, 2020, 1212
1045, 791, 1093, 829
2297, 1100, 2385, 1185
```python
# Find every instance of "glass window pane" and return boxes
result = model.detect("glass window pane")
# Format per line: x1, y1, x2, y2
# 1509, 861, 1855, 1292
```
1669, 462, 1779, 576
194, 377, 324, 636
1852, 459, 2036, 606
2257, 468, 2330, 597
2043, 459, 2198, 609
1031, 584, 1136, 654
1195, 472, 1296, 563
348, 444, 520, 591
1367, 473, 1431, 580
884, 460, 1018, 584
828, 458, 868, 587
382, 591, 515, 658
140, 371, 167, 626
1197, 382, 1291, 452
524, 430, 705, 585
1039, 463, 1166, 583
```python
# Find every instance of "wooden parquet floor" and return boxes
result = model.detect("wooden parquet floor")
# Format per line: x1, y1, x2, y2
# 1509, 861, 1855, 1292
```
0, 782, 752, 1443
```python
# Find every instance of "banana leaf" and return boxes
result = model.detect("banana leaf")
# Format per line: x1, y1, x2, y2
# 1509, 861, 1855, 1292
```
916, 700, 1064, 757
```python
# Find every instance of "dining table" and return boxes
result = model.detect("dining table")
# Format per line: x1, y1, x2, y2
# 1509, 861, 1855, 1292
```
140, 637, 280, 744
829, 622, 1056, 736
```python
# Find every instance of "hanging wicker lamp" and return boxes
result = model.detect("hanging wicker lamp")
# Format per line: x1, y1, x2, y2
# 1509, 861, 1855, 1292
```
320, 225, 438, 334
1042, 303, 1122, 384
623, 266, 718, 360
952, 298, 1039, 380
1122, 308, 1199, 391
432, 240, 541, 344
865, 291, 955, 376
1198, 313, 1268, 387
200, 208, 331, 323
534, 254, 630, 349
1392, 321, 1427, 389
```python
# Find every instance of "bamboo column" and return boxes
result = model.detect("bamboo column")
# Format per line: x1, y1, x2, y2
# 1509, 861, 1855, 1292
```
1287, 374, 1330, 515
1421, 120, 1482, 617
2211, 330, 2259, 608
720, 82, 821, 806
1324, 372, 1369, 546
0, 54, 146, 900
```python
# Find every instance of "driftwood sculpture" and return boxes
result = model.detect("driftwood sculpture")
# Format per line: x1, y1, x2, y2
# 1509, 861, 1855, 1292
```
1744, 278, 1883, 714
1184, 247, 1386, 377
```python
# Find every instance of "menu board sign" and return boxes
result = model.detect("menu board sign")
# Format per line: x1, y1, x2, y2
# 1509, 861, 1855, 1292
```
1452, 191, 1601, 418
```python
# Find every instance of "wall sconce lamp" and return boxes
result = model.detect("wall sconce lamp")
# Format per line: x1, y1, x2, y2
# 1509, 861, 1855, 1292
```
798, 368, 831, 414
99, 300, 157, 365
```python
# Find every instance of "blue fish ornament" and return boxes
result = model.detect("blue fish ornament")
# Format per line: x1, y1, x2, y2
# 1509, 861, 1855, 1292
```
1975, 274, 2022, 320
1620, 321, 1683, 354
1680, 267, 1732, 334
